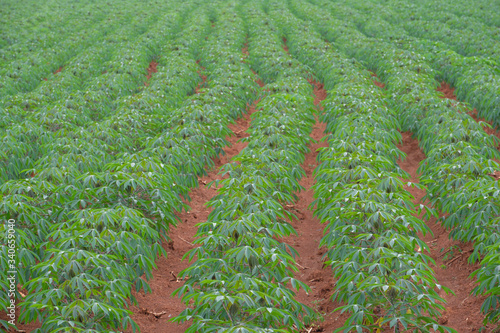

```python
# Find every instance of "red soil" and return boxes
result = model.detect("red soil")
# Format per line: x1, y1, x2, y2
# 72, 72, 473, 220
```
437, 81, 456, 100
194, 60, 207, 94
43, 67, 64, 81
282, 37, 289, 53
284, 80, 351, 332
370, 70, 385, 88
194, 73, 207, 94
251, 69, 265, 87
144, 60, 158, 86
146, 61, 157, 79
144, 60, 158, 87
309, 80, 327, 103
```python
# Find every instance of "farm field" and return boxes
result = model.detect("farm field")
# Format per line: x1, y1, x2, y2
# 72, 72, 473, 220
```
0, 0, 499, 332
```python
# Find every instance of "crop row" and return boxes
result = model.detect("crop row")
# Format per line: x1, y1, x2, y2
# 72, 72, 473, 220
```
264, 1, 456, 331
423, 0, 500, 27
324, 0, 500, 128
0, 2, 175, 99
0, 3, 220, 331
0, 0, 106, 51
0, 5, 198, 183
173, 2, 318, 331
295, 0, 500, 328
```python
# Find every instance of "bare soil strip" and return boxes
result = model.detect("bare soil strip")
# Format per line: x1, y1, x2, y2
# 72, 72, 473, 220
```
286, 80, 352, 332
280, 37, 349, 332
194, 60, 207, 94
282, 37, 289, 53
396, 131, 488, 331
253, 71, 265, 87
144, 60, 158, 86
43, 66, 64, 81
369, 70, 385, 89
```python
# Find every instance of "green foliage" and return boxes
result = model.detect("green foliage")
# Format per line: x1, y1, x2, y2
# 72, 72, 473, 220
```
0, 0, 257, 331
2, 0, 500, 331
275, 1, 457, 331
173, 3, 316, 331
295, 0, 500, 329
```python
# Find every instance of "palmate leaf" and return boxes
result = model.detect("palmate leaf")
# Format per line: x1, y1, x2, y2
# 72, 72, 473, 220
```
7, 0, 498, 331
2, 1, 207, 329
174, 3, 319, 331
275, 1, 461, 330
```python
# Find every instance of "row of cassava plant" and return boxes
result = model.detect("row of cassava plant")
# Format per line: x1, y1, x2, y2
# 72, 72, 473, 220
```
295, 0, 500, 328
0, 2, 197, 183
172, 2, 317, 331
0, 3, 222, 332
321, 0, 500, 128
267, 1, 456, 331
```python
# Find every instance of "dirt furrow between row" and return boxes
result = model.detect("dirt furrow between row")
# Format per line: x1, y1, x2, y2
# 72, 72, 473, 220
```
286, 80, 353, 332
279, 37, 349, 331
396, 131, 487, 330
144, 60, 158, 85
194, 60, 207, 93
